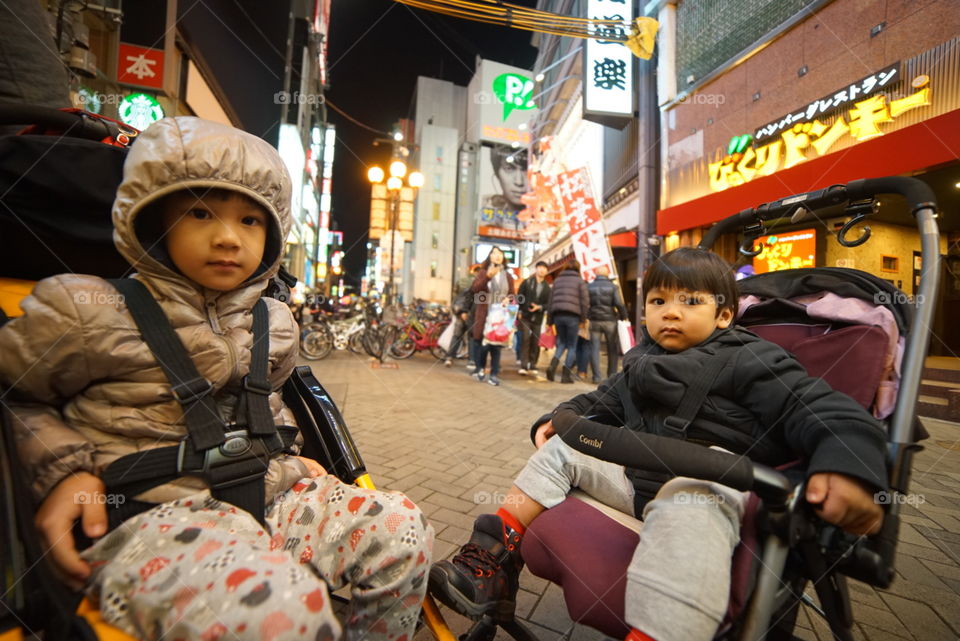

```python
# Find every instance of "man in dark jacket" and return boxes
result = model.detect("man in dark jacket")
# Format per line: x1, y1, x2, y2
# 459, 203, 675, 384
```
516, 261, 551, 374
587, 265, 629, 382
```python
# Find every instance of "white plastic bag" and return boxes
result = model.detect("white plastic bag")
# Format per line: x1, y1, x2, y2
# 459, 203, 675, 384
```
618, 319, 636, 354
437, 319, 457, 353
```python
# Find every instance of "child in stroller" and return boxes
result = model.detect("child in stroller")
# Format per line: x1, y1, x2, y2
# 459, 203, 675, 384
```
0, 116, 432, 641
429, 246, 887, 641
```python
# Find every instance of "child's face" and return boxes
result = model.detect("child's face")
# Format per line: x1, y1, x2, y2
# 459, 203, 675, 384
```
161, 192, 268, 291
645, 287, 733, 352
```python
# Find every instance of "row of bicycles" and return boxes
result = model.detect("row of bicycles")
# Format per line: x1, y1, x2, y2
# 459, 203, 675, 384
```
298, 299, 468, 362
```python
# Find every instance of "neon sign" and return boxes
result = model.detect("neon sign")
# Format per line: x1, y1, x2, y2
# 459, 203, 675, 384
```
709, 81, 931, 193
752, 230, 816, 274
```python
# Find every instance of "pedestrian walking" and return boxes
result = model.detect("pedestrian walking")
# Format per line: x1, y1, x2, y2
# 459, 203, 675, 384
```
471, 247, 515, 386
445, 266, 480, 367
517, 261, 551, 375
546, 259, 589, 384
588, 265, 630, 383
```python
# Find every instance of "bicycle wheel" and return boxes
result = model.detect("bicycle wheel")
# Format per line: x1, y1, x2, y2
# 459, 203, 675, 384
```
348, 329, 364, 354
429, 322, 451, 360
361, 326, 380, 358
300, 324, 333, 360
379, 324, 399, 360
389, 329, 416, 359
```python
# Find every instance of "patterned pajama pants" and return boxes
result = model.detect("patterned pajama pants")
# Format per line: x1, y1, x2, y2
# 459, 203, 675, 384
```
82, 475, 434, 641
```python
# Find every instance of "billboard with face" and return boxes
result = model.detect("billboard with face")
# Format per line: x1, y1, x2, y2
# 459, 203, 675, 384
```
477, 144, 529, 241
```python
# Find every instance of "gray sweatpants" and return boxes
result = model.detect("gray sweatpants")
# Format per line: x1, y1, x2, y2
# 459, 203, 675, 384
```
515, 437, 747, 641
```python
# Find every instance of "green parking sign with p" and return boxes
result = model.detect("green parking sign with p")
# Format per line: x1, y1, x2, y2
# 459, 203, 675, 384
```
493, 73, 536, 121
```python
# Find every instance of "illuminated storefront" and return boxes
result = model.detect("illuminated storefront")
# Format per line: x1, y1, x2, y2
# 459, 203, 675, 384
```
655, 3, 960, 354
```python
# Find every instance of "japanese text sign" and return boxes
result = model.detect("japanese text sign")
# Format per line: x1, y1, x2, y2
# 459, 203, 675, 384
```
118, 43, 164, 90
583, 0, 634, 120
556, 167, 613, 282
752, 230, 816, 274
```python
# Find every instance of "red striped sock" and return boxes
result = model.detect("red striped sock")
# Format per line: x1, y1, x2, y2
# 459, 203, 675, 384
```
625, 629, 656, 641
495, 508, 526, 537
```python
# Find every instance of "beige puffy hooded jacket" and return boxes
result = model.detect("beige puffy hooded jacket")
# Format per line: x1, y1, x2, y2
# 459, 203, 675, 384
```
0, 117, 309, 504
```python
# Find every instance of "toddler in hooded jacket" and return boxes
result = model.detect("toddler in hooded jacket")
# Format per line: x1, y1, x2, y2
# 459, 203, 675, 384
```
0, 117, 432, 641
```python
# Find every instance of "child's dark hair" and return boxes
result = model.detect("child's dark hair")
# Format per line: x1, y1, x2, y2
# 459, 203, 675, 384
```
642, 247, 738, 317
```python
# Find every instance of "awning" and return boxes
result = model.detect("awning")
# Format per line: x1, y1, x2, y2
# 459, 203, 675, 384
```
657, 108, 960, 235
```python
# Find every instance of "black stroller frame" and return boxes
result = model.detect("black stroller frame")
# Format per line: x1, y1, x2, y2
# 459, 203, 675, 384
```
452, 176, 940, 641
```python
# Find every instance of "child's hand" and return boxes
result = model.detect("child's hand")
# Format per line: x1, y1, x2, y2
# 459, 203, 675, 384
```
295, 456, 327, 479
535, 420, 556, 448
805, 472, 883, 536
35, 472, 108, 590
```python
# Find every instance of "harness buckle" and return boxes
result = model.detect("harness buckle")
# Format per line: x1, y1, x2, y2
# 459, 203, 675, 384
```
177, 429, 283, 489
242, 375, 272, 395
171, 377, 213, 404
662, 415, 691, 436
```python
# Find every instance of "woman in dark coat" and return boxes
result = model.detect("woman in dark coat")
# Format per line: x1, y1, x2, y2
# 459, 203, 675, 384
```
546, 259, 589, 383
470, 246, 515, 386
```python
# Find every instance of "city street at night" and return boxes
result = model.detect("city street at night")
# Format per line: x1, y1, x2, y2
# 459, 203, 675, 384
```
2, 0, 960, 640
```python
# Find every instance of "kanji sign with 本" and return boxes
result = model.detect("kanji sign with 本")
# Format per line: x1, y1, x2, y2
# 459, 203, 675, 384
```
583, 0, 634, 123
118, 43, 165, 90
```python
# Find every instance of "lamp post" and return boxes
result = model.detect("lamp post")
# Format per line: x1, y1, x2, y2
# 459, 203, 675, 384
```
368, 161, 423, 305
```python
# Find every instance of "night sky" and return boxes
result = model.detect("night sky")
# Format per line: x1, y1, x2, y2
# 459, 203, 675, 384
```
325, 0, 538, 285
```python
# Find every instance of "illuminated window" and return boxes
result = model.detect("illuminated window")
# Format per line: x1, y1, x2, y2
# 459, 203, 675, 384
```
430, 261, 438, 278
432, 202, 441, 221
881, 255, 899, 273
432, 232, 439, 249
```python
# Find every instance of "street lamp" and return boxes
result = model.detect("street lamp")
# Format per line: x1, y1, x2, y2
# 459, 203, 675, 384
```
368, 160, 423, 305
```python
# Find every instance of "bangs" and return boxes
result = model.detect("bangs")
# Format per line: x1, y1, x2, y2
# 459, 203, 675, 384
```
642, 247, 738, 315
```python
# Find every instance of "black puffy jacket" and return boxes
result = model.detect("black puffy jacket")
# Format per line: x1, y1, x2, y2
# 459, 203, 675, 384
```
548, 269, 589, 322
587, 276, 628, 322
536, 326, 888, 514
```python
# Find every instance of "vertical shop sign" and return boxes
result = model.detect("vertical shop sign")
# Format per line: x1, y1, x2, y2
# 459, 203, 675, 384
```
556, 167, 614, 282
583, 0, 634, 123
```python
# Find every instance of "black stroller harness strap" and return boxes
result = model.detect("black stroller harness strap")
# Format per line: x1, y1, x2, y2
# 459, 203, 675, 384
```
662, 348, 735, 438
102, 279, 291, 527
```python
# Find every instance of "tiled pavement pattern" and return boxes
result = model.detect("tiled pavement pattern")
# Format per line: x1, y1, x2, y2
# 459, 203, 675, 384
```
302, 350, 960, 641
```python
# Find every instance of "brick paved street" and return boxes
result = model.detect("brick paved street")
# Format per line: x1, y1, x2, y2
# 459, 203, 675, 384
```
302, 350, 960, 641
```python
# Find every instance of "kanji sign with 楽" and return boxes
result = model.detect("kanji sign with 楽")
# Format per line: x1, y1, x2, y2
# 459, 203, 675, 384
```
583, 0, 634, 120
555, 167, 613, 282
118, 43, 165, 90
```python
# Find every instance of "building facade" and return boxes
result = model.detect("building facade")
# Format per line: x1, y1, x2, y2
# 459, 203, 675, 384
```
653, 0, 960, 355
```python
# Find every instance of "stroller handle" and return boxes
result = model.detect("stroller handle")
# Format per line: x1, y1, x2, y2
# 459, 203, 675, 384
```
551, 409, 794, 506
698, 176, 937, 251
0, 104, 128, 142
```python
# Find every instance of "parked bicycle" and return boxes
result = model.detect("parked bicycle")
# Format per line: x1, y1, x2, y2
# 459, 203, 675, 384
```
389, 307, 451, 360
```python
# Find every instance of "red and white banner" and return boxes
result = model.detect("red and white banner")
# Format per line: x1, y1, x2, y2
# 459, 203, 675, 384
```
555, 167, 614, 282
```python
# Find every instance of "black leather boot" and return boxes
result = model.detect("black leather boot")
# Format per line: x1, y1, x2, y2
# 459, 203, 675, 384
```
561, 366, 574, 383
428, 514, 524, 621
546, 357, 560, 381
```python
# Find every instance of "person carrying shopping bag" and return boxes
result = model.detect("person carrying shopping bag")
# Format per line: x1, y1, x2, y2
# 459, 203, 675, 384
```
470, 247, 515, 386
